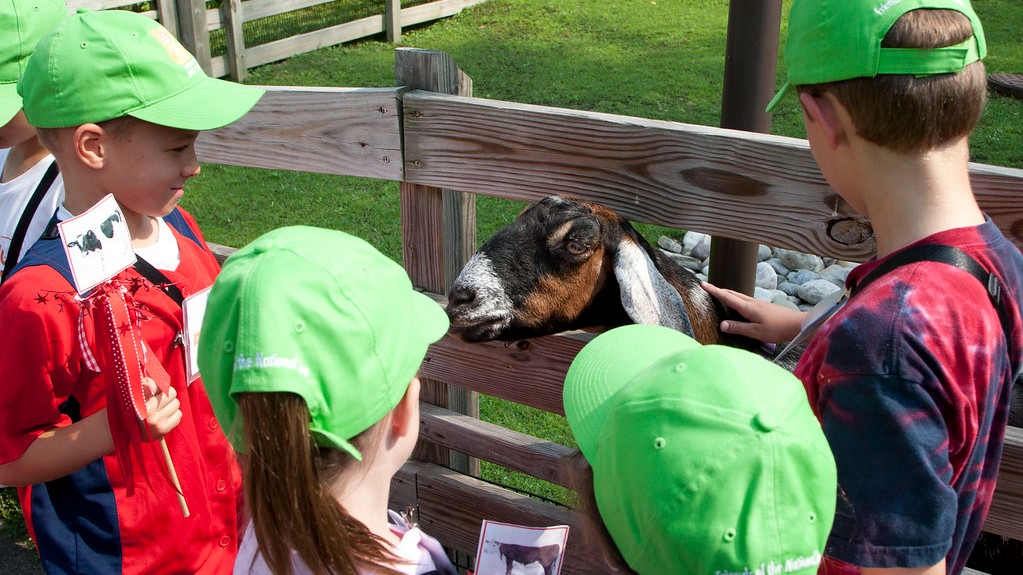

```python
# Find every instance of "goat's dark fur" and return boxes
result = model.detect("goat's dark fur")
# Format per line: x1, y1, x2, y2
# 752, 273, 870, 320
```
446, 195, 750, 348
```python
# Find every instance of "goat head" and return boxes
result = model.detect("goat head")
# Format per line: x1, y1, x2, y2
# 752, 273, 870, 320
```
446, 196, 727, 344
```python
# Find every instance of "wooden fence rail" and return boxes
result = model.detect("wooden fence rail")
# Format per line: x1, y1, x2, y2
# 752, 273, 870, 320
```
197, 49, 1023, 573
73, 0, 491, 80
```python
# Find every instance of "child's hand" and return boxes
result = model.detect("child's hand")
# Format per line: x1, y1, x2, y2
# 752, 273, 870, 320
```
141, 378, 182, 441
702, 281, 806, 344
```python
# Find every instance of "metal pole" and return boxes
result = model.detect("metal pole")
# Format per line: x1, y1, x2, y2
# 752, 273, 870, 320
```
707, 0, 783, 295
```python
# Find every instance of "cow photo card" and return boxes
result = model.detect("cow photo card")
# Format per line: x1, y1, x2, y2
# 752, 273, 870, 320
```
474, 520, 569, 575
59, 194, 135, 295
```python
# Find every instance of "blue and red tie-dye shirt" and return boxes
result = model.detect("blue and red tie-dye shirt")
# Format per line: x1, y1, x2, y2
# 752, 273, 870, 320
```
795, 219, 1023, 575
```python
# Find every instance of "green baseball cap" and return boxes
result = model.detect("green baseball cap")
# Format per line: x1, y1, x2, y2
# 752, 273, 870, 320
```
767, 0, 986, 111
17, 9, 264, 129
564, 324, 837, 575
0, 0, 67, 126
198, 226, 450, 460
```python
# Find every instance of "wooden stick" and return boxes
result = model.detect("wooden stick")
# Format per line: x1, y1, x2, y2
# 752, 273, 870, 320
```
159, 438, 189, 517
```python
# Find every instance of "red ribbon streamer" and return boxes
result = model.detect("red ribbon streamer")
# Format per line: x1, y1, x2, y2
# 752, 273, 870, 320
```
90, 284, 182, 514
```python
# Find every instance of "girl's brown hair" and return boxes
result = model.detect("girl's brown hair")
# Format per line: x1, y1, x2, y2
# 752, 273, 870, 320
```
801, 9, 986, 154
237, 392, 405, 575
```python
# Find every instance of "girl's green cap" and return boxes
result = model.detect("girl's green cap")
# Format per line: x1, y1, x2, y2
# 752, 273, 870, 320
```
198, 226, 450, 460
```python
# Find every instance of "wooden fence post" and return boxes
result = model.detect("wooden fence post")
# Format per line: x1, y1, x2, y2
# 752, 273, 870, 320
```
385, 0, 402, 44
707, 0, 783, 295
157, 0, 179, 38
175, 0, 213, 75
396, 48, 478, 475
222, 0, 246, 82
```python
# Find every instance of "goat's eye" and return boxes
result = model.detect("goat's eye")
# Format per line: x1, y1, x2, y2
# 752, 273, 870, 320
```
564, 241, 588, 255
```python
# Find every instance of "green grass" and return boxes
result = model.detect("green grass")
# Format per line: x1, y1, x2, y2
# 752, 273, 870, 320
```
177, 0, 1023, 504
0, 487, 30, 548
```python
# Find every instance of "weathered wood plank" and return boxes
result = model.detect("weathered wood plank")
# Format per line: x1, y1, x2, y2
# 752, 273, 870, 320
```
205, 0, 488, 29
244, 15, 386, 69
221, 0, 246, 82
984, 425, 1023, 541
397, 50, 478, 479
420, 403, 576, 487
206, 0, 337, 28
208, 243, 236, 265
400, 0, 492, 28
422, 333, 591, 415
175, 0, 211, 74
392, 461, 628, 574
70, 0, 155, 14
385, 0, 401, 43
401, 91, 1023, 260
195, 86, 404, 181
156, 0, 178, 35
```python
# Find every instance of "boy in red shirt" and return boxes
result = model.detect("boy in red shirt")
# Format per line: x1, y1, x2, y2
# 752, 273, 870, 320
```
0, 9, 264, 574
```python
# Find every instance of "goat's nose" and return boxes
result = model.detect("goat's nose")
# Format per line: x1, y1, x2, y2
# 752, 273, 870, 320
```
447, 286, 477, 309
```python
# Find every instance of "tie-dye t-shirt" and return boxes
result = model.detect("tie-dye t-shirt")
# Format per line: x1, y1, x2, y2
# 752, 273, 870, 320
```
795, 219, 1023, 575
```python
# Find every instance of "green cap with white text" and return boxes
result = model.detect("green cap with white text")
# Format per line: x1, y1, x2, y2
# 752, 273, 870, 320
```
766, 0, 985, 111
198, 226, 450, 460
0, 0, 67, 126
18, 9, 264, 129
564, 324, 837, 575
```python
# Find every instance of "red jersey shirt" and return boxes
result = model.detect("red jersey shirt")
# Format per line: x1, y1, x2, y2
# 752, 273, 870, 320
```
0, 208, 242, 575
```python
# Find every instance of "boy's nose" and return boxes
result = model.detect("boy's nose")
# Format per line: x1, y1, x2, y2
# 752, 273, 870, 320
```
183, 159, 201, 178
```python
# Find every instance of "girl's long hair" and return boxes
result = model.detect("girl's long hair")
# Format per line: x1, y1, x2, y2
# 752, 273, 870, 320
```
237, 392, 405, 575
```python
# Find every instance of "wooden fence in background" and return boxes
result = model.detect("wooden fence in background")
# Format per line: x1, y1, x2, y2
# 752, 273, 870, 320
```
72, 0, 490, 80
195, 49, 1023, 573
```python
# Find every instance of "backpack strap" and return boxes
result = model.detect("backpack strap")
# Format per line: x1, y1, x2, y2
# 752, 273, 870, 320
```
2, 160, 60, 284
163, 208, 205, 252
850, 243, 1011, 339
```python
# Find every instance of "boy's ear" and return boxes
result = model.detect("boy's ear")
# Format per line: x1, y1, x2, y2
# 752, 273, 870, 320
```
73, 123, 107, 170
798, 92, 847, 151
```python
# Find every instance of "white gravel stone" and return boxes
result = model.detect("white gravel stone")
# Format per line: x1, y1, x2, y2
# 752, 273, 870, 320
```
690, 234, 712, 261
683, 231, 709, 254
756, 261, 779, 290
658, 235, 683, 253
776, 248, 825, 273
797, 279, 842, 305
767, 257, 791, 276
820, 264, 853, 288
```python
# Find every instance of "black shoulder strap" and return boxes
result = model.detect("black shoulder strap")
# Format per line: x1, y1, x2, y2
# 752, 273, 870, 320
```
2, 160, 59, 283
852, 243, 1012, 342
132, 208, 207, 308
133, 255, 184, 307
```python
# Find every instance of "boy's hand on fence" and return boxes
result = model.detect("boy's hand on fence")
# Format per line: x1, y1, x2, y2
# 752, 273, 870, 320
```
141, 379, 182, 441
701, 281, 806, 344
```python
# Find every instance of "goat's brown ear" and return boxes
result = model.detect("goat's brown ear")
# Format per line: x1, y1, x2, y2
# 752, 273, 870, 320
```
612, 237, 695, 337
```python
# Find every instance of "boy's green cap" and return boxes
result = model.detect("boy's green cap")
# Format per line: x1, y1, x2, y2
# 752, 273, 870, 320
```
564, 324, 837, 575
198, 226, 450, 460
767, 0, 986, 111
0, 0, 66, 126
18, 9, 264, 129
